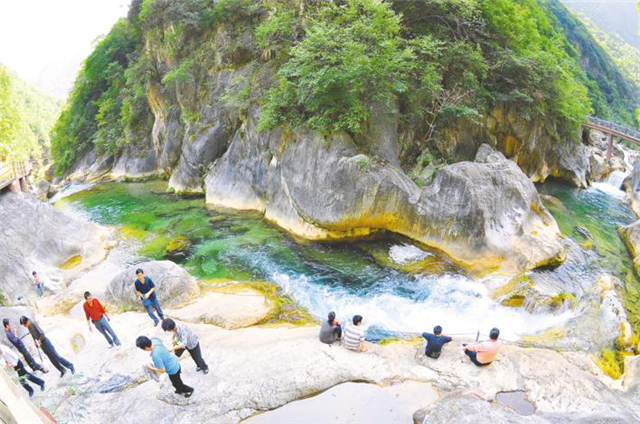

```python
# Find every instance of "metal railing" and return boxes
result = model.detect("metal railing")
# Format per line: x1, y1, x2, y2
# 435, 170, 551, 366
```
0, 161, 30, 190
587, 116, 640, 141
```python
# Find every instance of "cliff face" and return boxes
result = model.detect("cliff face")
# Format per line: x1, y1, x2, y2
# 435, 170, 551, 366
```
52, 0, 639, 272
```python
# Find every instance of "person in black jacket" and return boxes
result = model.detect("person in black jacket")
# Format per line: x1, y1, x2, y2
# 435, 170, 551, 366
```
421, 325, 452, 359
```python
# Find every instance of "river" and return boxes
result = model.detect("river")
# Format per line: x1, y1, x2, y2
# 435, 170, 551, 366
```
53, 179, 639, 343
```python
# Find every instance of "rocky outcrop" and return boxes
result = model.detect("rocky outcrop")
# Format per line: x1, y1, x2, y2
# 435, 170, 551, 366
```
105, 260, 200, 310
620, 221, 640, 275
483, 104, 590, 187
166, 289, 277, 329
0, 192, 107, 304
32, 307, 640, 424
205, 116, 564, 273
624, 161, 640, 217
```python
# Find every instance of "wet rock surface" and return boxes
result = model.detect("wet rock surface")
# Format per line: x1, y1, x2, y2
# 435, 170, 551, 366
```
205, 116, 564, 273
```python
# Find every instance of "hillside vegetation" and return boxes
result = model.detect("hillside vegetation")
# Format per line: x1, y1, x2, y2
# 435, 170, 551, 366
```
50, 0, 638, 176
0, 65, 62, 176
545, 0, 639, 128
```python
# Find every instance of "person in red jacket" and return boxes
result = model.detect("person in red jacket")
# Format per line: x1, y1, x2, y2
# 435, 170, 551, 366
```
83, 292, 121, 349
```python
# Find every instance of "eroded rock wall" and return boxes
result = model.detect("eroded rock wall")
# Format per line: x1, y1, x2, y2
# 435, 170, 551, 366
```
205, 112, 564, 273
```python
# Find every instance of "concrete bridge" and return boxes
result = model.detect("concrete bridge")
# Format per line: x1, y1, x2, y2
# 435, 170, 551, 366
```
0, 160, 32, 193
582, 116, 640, 163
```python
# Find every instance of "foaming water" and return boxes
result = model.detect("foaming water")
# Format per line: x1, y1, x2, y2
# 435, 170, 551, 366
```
49, 181, 97, 203
273, 270, 574, 341
389, 243, 432, 264
57, 181, 630, 343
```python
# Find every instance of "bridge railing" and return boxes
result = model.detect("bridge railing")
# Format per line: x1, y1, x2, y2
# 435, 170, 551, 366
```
587, 115, 640, 140
0, 160, 30, 189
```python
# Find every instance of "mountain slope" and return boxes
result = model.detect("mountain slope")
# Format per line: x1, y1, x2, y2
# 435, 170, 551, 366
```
0, 65, 62, 176
546, 0, 639, 127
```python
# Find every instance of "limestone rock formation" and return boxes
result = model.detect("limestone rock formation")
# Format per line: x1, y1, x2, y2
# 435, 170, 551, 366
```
105, 260, 200, 310
619, 221, 640, 274
0, 192, 107, 304
205, 118, 564, 273
624, 161, 640, 217
166, 289, 277, 329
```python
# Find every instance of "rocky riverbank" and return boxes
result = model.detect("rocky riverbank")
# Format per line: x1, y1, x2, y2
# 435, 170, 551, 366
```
0, 275, 638, 424
1, 163, 638, 423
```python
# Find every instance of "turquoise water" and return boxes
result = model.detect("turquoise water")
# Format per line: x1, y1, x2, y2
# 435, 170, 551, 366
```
54, 180, 637, 340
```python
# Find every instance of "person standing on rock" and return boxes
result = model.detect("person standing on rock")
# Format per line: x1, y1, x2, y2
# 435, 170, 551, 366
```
161, 318, 209, 374
422, 325, 452, 359
319, 311, 342, 345
0, 343, 45, 397
83, 291, 122, 349
32, 271, 44, 298
344, 315, 367, 352
134, 268, 164, 327
136, 335, 195, 398
463, 327, 501, 367
20, 316, 75, 377
3, 318, 48, 374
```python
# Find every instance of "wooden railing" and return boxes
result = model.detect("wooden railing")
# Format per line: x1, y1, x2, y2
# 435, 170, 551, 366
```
0, 160, 31, 190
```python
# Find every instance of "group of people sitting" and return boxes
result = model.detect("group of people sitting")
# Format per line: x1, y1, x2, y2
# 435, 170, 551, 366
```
318, 312, 502, 367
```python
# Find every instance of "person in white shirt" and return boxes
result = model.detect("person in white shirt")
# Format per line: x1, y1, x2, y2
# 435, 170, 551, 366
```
0, 344, 45, 396
343, 315, 367, 352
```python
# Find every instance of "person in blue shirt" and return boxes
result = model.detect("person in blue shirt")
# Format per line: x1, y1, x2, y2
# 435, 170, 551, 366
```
422, 325, 452, 359
134, 269, 164, 326
3, 318, 47, 373
136, 335, 194, 397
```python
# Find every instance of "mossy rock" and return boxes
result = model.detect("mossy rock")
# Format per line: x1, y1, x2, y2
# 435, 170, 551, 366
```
501, 295, 525, 308
210, 215, 227, 224
492, 274, 532, 301
138, 236, 172, 259
59, 254, 82, 270
547, 292, 576, 310
165, 236, 192, 260
593, 349, 624, 379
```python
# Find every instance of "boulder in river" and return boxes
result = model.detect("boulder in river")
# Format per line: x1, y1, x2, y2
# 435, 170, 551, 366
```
624, 162, 640, 218
105, 260, 200, 310
205, 114, 565, 274
619, 220, 640, 275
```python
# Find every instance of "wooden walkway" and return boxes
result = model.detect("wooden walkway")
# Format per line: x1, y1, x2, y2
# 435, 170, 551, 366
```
581, 116, 640, 162
0, 160, 32, 192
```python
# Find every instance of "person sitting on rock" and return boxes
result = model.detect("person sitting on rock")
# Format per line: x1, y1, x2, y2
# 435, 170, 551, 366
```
463, 327, 501, 367
161, 318, 209, 375
319, 311, 342, 345
0, 343, 45, 397
136, 335, 194, 398
20, 316, 75, 377
344, 315, 367, 352
83, 291, 122, 349
134, 268, 164, 327
422, 325, 452, 359
32, 271, 44, 298
3, 318, 47, 374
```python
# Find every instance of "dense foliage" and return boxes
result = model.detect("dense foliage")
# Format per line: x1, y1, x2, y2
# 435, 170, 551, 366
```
0, 66, 61, 174
545, 0, 639, 128
50, 0, 638, 175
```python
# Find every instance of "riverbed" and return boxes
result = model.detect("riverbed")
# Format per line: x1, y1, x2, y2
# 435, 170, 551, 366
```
53, 179, 638, 342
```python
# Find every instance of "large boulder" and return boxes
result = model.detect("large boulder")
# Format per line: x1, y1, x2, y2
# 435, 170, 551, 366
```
624, 161, 640, 218
0, 192, 107, 304
205, 111, 564, 273
619, 220, 640, 275
105, 261, 200, 310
